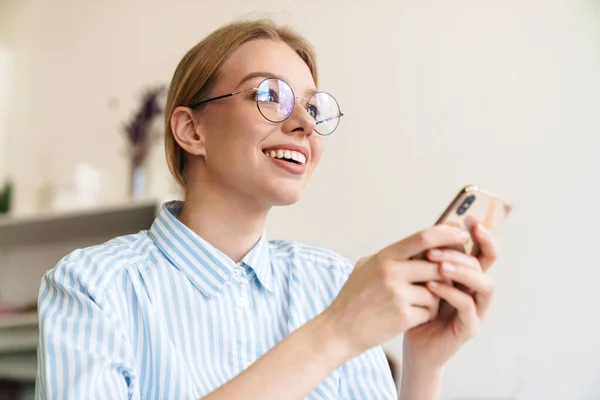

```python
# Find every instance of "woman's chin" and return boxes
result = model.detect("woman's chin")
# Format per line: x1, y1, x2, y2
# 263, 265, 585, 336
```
263, 186, 304, 207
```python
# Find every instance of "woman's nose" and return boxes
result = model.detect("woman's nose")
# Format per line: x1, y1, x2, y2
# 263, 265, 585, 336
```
281, 98, 316, 136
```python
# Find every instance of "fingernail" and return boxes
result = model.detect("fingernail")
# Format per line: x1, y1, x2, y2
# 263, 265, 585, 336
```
442, 263, 456, 273
459, 230, 470, 241
428, 281, 439, 288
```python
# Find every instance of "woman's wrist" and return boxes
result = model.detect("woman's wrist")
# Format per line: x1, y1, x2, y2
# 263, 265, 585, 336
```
399, 362, 444, 400
310, 308, 356, 366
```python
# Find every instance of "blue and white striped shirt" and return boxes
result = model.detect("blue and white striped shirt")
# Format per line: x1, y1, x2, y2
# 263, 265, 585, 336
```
36, 201, 397, 399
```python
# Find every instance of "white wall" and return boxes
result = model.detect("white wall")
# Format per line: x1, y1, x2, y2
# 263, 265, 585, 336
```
0, 0, 15, 184
3, 0, 600, 398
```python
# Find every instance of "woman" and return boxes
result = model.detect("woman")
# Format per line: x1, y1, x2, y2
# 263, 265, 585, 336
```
36, 19, 498, 400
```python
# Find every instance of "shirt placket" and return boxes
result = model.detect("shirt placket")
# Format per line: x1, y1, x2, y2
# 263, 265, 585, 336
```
231, 264, 253, 371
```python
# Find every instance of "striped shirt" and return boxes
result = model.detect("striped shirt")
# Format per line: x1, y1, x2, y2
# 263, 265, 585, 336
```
36, 201, 397, 399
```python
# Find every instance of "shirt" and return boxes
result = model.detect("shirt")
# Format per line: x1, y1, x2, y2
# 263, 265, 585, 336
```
36, 201, 397, 399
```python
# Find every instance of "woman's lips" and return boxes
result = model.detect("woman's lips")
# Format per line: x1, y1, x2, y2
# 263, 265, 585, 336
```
265, 154, 307, 175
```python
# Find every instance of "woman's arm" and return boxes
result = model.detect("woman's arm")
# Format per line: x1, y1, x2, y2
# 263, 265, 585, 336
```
203, 301, 443, 400
205, 226, 472, 400
202, 311, 351, 400
399, 366, 443, 400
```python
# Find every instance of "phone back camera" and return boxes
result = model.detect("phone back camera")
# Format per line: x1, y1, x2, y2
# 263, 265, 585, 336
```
457, 195, 476, 215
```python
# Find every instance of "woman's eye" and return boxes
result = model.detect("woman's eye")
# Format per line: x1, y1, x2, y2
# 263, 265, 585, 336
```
257, 89, 280, 103
307, 105, 319, 119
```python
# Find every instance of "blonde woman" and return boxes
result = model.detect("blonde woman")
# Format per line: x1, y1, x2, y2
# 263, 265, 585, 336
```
36, 19, 499, 400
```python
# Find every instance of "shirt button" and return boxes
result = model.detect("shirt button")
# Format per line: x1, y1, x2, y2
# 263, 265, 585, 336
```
232, 268, 242, 279
236, 297, 247, 309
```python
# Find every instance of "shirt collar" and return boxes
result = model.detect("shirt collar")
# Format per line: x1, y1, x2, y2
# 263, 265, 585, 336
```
148, 201, 274, 297
240, 231, 274, 293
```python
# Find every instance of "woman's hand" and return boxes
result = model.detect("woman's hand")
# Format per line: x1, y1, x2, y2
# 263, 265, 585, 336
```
321, 225, 472, 358
402, 222, 499, 374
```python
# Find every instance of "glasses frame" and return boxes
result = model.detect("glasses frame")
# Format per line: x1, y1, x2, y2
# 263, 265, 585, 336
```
188, 77, 344, 136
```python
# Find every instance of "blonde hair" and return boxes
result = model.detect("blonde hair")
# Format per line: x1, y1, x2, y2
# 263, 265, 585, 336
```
164, 19, 319, 189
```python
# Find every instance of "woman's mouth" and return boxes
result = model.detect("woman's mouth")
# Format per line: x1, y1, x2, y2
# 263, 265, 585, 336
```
262, 149, 307, 165
262, 147, 308, 175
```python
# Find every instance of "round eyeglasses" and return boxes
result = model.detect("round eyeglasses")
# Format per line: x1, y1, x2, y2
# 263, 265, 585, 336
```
189, 78, 344, 136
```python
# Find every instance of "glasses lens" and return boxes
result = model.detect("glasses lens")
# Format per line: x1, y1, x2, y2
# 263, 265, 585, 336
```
255, 79, 294, 122
309, 92, 341, 135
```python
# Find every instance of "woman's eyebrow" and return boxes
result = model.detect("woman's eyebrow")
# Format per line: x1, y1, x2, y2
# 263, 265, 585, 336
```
238, 71, 283, 86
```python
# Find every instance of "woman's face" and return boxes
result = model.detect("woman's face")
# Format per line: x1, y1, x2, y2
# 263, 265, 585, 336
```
193, 39, 324, 208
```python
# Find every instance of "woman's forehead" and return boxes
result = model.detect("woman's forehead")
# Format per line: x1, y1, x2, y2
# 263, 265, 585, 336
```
219, 39, 316, 92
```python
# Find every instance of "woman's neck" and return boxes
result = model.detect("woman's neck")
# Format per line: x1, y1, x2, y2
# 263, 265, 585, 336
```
177, 184, 269, 264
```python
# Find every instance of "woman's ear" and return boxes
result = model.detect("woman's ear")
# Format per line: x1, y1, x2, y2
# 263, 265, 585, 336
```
170, 106, 207, 156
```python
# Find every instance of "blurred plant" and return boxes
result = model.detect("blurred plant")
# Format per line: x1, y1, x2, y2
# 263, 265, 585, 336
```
123, 85, 166, 168
122, 85, 166, 198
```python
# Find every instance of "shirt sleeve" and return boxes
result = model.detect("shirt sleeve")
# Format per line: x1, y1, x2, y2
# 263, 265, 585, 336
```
36, 260, 137, 400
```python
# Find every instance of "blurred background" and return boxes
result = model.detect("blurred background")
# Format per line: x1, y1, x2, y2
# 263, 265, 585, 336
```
0, 0, 599, 399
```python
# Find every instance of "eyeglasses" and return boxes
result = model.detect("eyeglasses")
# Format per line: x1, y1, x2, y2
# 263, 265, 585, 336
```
189, 77, 344, 136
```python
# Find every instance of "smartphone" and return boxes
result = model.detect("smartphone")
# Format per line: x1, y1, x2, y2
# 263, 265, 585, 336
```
434, 185, 513, 256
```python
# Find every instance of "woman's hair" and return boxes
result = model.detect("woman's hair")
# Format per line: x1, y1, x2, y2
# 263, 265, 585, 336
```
164, 19, 318, 189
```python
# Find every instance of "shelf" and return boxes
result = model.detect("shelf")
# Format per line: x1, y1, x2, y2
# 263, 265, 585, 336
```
0, 312, 38, 353
0, 199, 159, 246
0, 199, 157, 228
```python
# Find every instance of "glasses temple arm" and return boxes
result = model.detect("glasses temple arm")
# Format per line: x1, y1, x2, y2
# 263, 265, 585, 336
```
315, 111, 345, 125
189, 88, 258, 109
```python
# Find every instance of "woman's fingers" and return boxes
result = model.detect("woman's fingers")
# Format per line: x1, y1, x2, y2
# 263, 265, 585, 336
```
406, 284, 440, 320
399, 260, 445, 283
438, 263, 496, 319
406, 306, 434, 329
473, 223, 500, 271
426, 249, 481, 271
426, 249, 481, 295
380, 225, 470, 261
426, 281, 479, 338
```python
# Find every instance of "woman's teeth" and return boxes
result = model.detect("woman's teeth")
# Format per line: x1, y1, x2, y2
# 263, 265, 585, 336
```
264, 149, 307, 165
